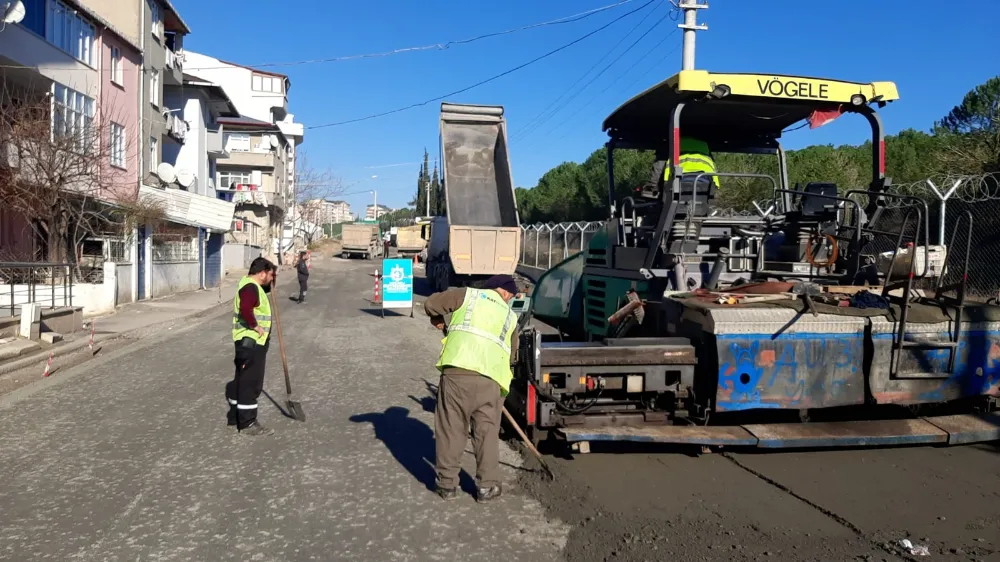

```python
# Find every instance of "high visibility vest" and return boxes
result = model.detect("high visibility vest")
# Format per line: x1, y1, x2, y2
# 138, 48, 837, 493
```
232, 276, 272, 345
664, 152, 720, 187
436, 288, 518, 396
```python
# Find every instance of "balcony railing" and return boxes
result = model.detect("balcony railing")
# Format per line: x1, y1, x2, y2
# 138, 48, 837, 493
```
206, 127, 224, 155
165, 48, 185, 72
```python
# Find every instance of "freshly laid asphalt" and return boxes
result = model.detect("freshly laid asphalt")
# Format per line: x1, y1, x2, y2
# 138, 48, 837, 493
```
0, 256, 997, 562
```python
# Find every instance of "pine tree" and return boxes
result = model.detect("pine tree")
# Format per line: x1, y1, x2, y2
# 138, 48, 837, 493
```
430, 163, 443, 216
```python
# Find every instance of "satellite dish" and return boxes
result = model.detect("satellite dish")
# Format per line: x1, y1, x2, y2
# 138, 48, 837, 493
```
268, 134, 280, 149
2, 1, 25, 24
156, 162, 176, 184
175, 168, 195, 188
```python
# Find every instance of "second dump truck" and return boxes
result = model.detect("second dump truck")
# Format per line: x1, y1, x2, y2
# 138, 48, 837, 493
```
425, 103, 522, 291
340, 223, 382, 260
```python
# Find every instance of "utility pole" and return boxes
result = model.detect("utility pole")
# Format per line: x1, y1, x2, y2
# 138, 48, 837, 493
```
677, 0, 708, 71
425, 180, 431, 217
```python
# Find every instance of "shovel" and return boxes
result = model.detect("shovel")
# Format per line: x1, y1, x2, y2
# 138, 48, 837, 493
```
502, 406, 555, 481
270, 281, 306, 422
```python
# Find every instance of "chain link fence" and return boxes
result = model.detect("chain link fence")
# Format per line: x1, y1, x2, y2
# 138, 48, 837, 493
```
520, 222, 603, 270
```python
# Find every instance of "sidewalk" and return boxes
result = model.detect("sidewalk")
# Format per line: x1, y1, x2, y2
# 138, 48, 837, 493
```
0, 273, 255, 376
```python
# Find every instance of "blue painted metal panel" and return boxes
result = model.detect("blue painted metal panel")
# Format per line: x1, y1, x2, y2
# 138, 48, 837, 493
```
137, 226, 147, 300
205, 233, 223, 288
714, 332, 865, 412
198, 228, 206, 289
870, 329, 1000, 404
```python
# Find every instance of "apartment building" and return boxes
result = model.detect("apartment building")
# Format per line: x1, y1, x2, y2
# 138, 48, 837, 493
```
366, 204, 392, 221
301, 199, 351, 226
1, 0, 237, 309
183, 51, 305, 262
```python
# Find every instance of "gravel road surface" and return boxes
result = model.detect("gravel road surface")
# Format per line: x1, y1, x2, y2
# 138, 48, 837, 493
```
0, 258, 996, 562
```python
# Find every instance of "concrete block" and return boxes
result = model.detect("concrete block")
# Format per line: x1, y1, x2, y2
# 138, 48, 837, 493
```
0, 338, 40, 360
40, 332, 63, 344
19, 303, 41, 340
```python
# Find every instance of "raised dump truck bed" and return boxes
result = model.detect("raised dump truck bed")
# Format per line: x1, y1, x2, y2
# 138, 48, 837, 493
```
425, 103, 522, 291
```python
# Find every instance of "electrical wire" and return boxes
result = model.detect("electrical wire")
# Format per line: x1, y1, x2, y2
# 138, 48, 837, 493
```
513, 11, 674, 145
517, 11, 673, 148
545, 34, 681, 145
0, 0, 638, 73
307, 0, 659, 130
510, 0, 662, 144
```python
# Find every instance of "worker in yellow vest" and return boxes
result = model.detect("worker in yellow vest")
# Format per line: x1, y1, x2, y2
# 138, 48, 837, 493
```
664, 136, 721, 188
424, 274, 520, 502
226, 257, 277, 436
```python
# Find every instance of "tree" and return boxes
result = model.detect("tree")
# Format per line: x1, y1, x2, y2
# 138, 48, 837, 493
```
430, 162, 443, 216
934, 76, 1000, 173
0, 82, 161, 272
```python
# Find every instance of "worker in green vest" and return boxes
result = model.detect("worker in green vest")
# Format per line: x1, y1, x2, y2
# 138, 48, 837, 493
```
225, 257, 277, 436
664, 136, 721, 188
424, 274, 520, 503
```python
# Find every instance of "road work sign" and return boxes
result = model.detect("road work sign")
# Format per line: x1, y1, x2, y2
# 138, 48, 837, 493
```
381, 258, 414, 317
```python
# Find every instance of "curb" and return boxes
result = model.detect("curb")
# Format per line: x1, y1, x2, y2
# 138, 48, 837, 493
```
0, 275, 294, 378
0, 301, 232, 378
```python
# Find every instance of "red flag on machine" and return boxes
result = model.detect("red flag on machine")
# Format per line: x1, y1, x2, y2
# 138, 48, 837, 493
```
808, 105, 844, 129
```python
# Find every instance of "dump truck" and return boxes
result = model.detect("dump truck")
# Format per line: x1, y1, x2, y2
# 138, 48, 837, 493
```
340, 223, 382, 260
425, 103, 521, 292
394, 225, 427, 258
505, 70, 1000, 452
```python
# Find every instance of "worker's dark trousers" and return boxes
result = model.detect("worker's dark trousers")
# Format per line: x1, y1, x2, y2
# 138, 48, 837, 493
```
225, 338, 269, 428
434, 372, 503, 490
297, 277, 308, 302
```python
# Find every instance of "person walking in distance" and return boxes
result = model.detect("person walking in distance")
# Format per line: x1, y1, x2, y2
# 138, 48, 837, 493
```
423, 274, 520, 502
226, 257, 277, 435
295, 250, 309, 304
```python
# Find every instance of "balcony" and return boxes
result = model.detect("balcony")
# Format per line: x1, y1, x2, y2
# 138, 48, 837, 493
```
206, 127, 225, 156
164, 111, 188, 143
163, 48, 185, 86
217, 150, 276, 169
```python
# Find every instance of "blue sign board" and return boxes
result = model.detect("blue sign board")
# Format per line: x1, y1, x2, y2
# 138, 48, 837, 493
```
382, 258, 413, 311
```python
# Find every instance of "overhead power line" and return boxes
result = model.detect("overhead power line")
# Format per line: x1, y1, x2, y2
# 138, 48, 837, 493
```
307, 0, 659, 131
517, 11, 674, 148
511, 0, 664, 144
0, 0, 638, 73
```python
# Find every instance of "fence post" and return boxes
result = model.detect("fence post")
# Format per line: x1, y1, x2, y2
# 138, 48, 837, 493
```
534, 228, 540, 268
927, 178, 962, 246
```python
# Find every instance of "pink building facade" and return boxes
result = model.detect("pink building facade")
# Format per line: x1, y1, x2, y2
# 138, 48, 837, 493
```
96, 27, 142, 204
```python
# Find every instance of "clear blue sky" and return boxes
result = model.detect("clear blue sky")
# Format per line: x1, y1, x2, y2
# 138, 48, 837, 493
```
174, 0, 1000, 214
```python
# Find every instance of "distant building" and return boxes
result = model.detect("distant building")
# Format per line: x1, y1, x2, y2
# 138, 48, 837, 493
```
301, 199, 351, 225
365, 204, 392, 220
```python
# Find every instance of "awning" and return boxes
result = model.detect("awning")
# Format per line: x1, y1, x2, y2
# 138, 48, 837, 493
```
139, 185, 236, 232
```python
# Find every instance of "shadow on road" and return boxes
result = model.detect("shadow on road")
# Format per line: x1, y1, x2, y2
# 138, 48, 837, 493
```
359, 308, 414, 318
350, 406, 477, 495
261, 390, 295, 420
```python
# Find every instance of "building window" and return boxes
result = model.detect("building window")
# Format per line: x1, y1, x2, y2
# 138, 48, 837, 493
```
149, 137, 158, 171
218, 170, 252, 189
110, 123, 125, 168
150, 71, 159, 107
111, 46, 123, 85
224, 133, 251, 153
149, 0, 162, 39
52, 83, 94, 153
46, 0, 96, 66
251, 73, 283, 94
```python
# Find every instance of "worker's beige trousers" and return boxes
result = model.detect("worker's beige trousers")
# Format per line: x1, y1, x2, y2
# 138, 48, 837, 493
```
434, 372, 503, 490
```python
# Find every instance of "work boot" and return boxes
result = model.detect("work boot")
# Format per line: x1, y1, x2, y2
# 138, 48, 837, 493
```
476, 485, 502, 503
238, 420, 274, 436
435, 486, 458, 501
